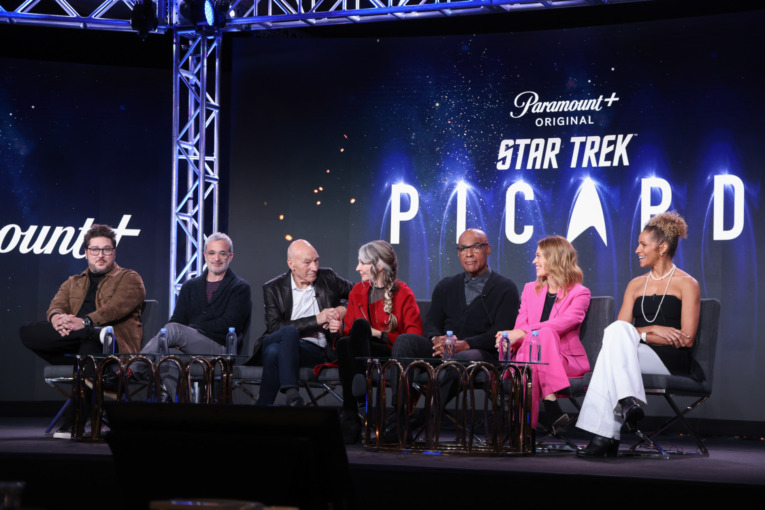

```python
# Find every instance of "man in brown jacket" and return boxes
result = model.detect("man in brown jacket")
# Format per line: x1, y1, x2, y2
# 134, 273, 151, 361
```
20, 224, 146, 364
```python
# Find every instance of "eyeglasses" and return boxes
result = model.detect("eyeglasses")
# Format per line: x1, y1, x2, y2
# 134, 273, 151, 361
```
206, 250, 231, 258
456, 242, 488, 254
87, 247, 114, 256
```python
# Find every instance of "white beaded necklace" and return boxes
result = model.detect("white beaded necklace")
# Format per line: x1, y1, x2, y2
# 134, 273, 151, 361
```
641, 264, 677, 323
649, 263, 676, 281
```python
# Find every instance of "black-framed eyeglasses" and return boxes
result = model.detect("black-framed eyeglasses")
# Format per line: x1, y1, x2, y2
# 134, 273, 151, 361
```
87, 247, 114, 256
456, 242, 488, 254
206, 250, 231, 258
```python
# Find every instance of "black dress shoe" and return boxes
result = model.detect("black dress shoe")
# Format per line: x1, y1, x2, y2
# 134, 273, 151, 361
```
619, 396, 645, 433
577, 434, 620, 458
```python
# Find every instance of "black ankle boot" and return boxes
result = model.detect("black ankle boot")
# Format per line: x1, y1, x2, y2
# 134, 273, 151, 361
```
543, 399, 571, 435
619, 396, 645, 433
577, 434, 620, 458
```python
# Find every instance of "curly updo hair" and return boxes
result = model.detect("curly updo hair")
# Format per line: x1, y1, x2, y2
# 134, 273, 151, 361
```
358, 240, 399, 332
644, 210, 688, 258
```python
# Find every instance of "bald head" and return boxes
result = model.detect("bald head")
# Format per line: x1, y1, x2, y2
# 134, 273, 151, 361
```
457, 228, 491, 277
459, 228, 488, 246
287, 239, 316, 260
287, 239, 320, 288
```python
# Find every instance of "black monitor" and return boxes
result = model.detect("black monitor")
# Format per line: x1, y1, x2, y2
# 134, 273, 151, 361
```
104, 403, 354, 510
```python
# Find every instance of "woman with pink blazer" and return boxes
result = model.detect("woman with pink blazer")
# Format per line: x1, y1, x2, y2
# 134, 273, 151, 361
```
496, 235, 591, 433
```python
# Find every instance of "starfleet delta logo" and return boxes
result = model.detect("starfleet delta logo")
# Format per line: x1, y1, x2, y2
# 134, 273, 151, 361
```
497, 90, 634, 171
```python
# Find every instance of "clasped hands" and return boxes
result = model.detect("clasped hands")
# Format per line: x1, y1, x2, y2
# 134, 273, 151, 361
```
51, 314, 87, 337
317, 306, 347, 334
650, 325, 691, 348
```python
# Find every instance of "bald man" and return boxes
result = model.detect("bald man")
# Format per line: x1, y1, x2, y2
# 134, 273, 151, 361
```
255, 240, 354, 406
395, 228, 520, 362
388, 229, 520, 438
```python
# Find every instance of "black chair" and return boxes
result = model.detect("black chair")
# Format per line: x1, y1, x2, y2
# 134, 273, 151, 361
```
564, 295, 616, 406
233, 347, 344, 407
536, 295, 614, 451
629, 298, 721, 457
42, 299, 160, 434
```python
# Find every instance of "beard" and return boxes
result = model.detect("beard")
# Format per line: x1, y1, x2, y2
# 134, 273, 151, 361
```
89, 260, 114, 275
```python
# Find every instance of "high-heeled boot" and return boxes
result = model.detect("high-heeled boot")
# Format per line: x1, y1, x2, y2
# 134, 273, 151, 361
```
619, 396, 645, 433
576, 434, 620, 458
543, 399, 571, 436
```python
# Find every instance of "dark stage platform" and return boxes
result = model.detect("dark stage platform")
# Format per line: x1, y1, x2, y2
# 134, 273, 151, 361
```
1, 413, 763, 509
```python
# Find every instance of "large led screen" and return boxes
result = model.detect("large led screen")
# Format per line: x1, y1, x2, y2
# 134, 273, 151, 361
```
230, 9, 765, 422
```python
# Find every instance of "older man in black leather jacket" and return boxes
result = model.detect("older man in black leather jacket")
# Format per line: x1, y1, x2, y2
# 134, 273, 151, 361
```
255, 239, 353, 406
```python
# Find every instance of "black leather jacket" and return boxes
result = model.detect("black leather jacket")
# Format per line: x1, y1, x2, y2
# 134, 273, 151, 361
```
255, 269, 354, 357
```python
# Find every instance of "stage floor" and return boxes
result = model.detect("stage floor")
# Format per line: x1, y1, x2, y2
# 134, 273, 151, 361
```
1, 415, 764, 508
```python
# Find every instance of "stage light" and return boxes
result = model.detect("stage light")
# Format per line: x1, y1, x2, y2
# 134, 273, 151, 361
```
204, 0, 215, 26
180, 0, 231, 30
130, 0, 158, 41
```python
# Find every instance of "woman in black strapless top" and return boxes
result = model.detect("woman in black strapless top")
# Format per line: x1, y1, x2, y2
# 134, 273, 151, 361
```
576, 211, 701, 458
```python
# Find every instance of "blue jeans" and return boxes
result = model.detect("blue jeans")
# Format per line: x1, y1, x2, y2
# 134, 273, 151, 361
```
256, 326, 325, 406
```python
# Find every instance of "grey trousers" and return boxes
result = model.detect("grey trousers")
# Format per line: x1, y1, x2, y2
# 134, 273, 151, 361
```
138, 322, 225, 400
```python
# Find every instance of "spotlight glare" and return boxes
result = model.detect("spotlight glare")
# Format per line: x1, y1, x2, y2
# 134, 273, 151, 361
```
204, 0, 214, 26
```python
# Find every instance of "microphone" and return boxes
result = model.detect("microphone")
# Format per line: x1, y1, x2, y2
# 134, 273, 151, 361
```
480, 294, 494, 329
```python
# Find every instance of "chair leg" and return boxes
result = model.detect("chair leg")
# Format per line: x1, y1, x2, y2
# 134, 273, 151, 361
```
45, 398, 72, 435
626, 394, 709, 458
535, 424, 580, 453
651, 394, 709, 456
320, 383, 345, 405
626, 429, 670, 459
302, 381, 345, 407
232, 380, 260, 403
302, 383, 321, 406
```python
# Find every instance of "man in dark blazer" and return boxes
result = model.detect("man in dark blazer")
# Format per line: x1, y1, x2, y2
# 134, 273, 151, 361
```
256, 239, 353, 406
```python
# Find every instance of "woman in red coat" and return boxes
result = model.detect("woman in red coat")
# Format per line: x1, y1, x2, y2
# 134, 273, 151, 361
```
335, 240, 422, 444
495, 235, 591, 434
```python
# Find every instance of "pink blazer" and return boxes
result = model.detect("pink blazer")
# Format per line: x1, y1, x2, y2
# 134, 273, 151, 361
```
514, 281, 591, 376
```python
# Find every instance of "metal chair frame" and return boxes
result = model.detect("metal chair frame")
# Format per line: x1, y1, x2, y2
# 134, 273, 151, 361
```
232, 365, 344, 406
626, 298, 720, 458
42, 299, 161, 434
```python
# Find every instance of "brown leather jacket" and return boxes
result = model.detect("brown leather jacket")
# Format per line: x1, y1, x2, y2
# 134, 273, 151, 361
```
46, 263, 146, 353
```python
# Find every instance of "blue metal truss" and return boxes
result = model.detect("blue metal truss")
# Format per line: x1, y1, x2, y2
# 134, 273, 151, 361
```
1, 0, 652, 32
